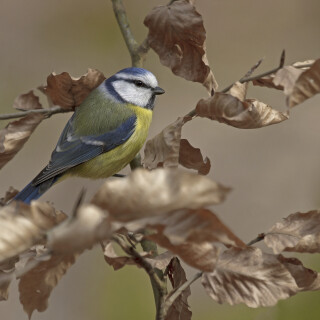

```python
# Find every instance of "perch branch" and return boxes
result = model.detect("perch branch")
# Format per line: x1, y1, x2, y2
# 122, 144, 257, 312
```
113, 235, 167, 320
0, 106, 71, 121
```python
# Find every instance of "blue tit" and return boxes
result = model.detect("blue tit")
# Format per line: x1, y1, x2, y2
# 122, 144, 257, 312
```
14, 67, 165, 203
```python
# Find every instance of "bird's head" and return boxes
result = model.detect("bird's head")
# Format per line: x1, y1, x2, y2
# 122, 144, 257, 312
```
103, 67, 165, 109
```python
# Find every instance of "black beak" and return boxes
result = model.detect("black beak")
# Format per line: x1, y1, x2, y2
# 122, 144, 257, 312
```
153, 86, 165, 95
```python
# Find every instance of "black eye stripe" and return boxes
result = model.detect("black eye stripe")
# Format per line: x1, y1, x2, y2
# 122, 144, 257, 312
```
116, 78, 150, 89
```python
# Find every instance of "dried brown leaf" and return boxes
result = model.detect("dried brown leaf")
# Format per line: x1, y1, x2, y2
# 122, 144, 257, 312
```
143, 117, 191, 170
13, 90, 42, 111
43, 69, 105, 109
144, 0, 218, 93
202, 247, 313, 307
264, 210, 320, 254
47, 204, 111, 253
0, 113, 44, 170
123, 208, 243, 271
71, 68, 106, 107
196, 82, 288, 128
165, 257, 192, 320
148, 234, 218, 272
92, 168, 230, 222
252, 60, 315, 90
179, 139, 211, 175
0, 201, 66, 263
19, 253, 78, 318
274, 59, 320, 107
252, 74, 284, 90
0, 186, 19, 206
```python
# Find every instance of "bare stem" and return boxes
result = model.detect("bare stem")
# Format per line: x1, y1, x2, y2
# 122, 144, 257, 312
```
184, 50, 289, 118
247, 233, 265, 246
113, 235, 166, 320
111, 0, 150, 67
0, 106, 71, 121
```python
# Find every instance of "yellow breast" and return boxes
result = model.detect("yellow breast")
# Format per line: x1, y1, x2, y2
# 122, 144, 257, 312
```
64, 105, 152, 179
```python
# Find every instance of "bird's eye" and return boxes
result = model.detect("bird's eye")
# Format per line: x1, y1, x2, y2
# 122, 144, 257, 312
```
134, 80, 144, 87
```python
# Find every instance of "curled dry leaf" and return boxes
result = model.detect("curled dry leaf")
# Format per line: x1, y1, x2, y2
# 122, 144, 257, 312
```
42, 68, 105, 109
144, 0, 218, 93
19, 253, 78, 318
0, 186, 19, 206
0, 201, 66, 263
0, 99, 44, 169
92, 168, 230, 221
264, 210, 320, 254
202, 247, 316, 307
13, 90, 42, 111
252, 59, 315, 90
196, 82, 288, 128
143, 117, 191, 170
47, 204, 111, 253
273, 59, 320, 107
165, 257, 192, 320
179, 139, 211, 175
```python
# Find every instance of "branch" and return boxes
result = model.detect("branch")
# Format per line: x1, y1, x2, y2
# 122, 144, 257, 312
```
111, 0, 150, 67
164, 271, 202, 316
221, 50, 285, 93
113, 235, 167, 320
0, 106, 71, 121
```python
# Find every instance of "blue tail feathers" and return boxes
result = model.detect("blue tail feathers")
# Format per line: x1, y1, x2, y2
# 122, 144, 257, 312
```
14, 177, 58, 204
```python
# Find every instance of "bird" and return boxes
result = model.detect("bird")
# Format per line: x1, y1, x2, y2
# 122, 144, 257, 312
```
14, 67, 165, 204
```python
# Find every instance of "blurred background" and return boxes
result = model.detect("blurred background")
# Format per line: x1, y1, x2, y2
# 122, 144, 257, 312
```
1, 0, 320, 319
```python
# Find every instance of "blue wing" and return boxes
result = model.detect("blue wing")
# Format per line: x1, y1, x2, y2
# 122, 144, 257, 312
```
31, 113, 137, 186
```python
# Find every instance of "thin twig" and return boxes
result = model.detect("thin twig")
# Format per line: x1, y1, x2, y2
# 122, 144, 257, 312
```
0, 106, 71, 121
221, 50, 286, 93
247, 233, 265, 246
111, 0, 150, 67
184, 51, 288, 118
164, 271, 202, 316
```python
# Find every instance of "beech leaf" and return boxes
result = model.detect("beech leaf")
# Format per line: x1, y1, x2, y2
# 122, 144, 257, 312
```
19, 253, 78, 318
47, 204, 111, 253
0, 202, 66, 263
0, 114, 44, 170
143, 117, 191, 170
264, 210, 320, 254
123, 208, 244, 272
165, 257, 192, 320
273, 59, 320, 107
202, 247, 315, 307
144, 0, 218, 93
179, 139, 211, 175
196, 82, 288, 128
42, 69, 105, 109
13, 90, 42, 111
92, 168, 230, 221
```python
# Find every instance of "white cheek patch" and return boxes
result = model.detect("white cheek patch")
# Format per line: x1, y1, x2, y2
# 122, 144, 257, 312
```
113, 80, 152, 107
